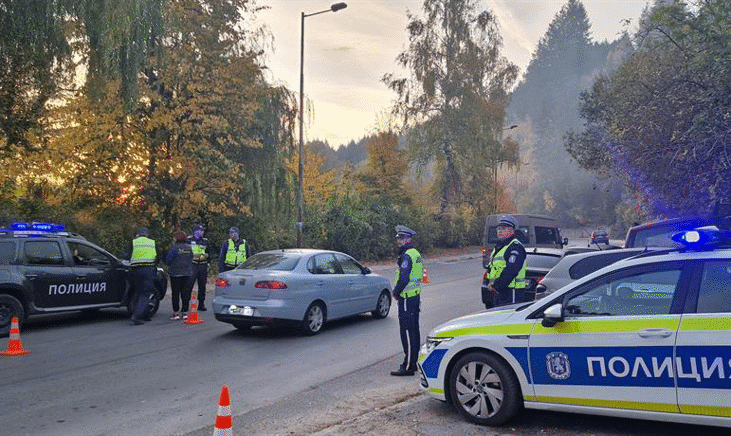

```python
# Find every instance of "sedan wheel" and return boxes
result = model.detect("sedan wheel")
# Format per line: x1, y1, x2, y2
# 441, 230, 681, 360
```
371, 290, 391, 319
302, 302, 325, 336
448, 352, 521, 426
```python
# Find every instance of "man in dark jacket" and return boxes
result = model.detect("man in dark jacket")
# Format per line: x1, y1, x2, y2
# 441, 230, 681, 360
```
484, 214, 528, 308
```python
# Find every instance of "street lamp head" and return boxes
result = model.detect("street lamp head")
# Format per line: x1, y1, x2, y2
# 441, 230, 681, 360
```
331, 2, 347, 12
503, 124, 518, 131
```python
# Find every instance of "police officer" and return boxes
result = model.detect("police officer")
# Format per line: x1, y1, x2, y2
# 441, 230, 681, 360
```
187, 225, 211, 311
484, 214, 527, 308
391, 225, 423, 376
218, 226, 250, 273
130, 228, 158, 325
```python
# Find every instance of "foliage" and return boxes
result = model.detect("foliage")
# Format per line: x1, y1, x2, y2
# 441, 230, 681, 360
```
566, 0, 731, 219
383, 0, 518, 215
507, 0, 625, 228
358, 131, 409, 200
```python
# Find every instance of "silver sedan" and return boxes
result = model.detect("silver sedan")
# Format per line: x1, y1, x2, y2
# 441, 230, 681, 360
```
212, 249, 392, 335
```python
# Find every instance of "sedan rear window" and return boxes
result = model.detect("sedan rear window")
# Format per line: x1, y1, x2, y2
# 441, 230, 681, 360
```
239, 253, 299, 271
526, 253, 561, 269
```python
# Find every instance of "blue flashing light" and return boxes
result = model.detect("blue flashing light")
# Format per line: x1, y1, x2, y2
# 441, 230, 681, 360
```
671, 226, 726, 249
7, 222, 66, 233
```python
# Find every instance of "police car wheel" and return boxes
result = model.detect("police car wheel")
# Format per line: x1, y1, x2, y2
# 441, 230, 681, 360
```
302, 302, 325, 336
0, 294, 25, 337
371, 290, 391, 319
448, 352, 521, 426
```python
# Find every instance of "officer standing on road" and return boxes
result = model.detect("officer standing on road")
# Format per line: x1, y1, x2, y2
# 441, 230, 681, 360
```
391, 225, 423, 377
218, 226, 250, 273
130, 228, 158, 325
484, 214, 527, 308
187, 225, 211, 311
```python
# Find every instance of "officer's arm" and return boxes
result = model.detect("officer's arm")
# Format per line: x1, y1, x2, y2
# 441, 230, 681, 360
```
392, 255, 412, 298
246, 241, 251, 258
493, 242, 526, 289
218, 243, 227, 271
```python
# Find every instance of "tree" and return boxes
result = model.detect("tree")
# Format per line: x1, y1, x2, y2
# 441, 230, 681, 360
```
566, 0, 731, 219
383, 0, 518, 214
359, 131, 409, 200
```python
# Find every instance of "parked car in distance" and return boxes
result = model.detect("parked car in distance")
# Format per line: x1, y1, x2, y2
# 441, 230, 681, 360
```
590, 228, 610, 245
534, 248, 648, 299
482, 214, 567, 268
482, 247, 563, 304
212, 249, 392, 335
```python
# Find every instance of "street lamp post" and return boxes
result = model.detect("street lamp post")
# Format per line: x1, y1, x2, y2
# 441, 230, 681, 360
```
297, 2, 348, 248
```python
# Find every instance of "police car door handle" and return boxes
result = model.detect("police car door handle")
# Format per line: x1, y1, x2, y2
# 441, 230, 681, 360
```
25, 273, 38, 280
637, 328, 672, 338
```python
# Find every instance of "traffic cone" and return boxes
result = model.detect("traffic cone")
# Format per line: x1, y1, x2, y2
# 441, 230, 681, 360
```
1, 317, 30, 356
422, 266, 430, 284
213, 384, 233, 436
183, 293, 205, 325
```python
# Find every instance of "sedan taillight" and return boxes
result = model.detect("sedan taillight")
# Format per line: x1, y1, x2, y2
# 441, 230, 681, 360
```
255, 280, 287, 289
215, 278, 230, 287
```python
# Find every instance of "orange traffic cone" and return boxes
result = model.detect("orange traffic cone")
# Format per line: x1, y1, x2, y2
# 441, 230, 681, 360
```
183, 293, 205, 325
213, 384, 233, 436
1, 317, 30, 356
422, 266, 430, 284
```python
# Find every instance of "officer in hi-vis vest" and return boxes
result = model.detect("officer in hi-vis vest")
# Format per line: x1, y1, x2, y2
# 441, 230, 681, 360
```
390, 225, 423, 376
218, 227, 250, 273
187, 225, 211, 311
484, 214, 527, 308
130, 228, 158, 325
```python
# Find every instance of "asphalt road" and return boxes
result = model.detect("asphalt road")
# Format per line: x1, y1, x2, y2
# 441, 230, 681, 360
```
0, 252, 484, 436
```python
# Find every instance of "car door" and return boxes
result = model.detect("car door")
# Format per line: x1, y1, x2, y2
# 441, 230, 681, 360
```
334, 253, 372, 313
22, 240, 75, 309
675, 259, 731, 418
310, 253, 352, 318
528, 261, 690, 415
66, 241, 127, 305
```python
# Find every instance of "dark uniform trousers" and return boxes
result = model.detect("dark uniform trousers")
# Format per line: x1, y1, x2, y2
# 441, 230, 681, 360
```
498, 287, 525, 306
397, 294, 420, 370
132, 266, 156, 320
191, 263, 208, 303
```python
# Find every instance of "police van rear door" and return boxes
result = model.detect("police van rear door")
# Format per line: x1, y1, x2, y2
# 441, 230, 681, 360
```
527, 261, 691, 415
22, 240, 75, 309
675, 259, 731, 418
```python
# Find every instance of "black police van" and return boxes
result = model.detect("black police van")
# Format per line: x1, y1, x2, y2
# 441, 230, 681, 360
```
0, 223, 168, 336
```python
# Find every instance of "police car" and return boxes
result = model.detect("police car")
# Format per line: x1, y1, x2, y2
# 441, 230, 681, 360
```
0, 223, 167, 336
418, 227, 731, 428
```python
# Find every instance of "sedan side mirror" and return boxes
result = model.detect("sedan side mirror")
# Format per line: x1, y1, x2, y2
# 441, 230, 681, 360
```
541, 303, 564, 328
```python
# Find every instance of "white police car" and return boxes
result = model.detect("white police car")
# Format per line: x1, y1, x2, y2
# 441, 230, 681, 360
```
418, 227, 731, 428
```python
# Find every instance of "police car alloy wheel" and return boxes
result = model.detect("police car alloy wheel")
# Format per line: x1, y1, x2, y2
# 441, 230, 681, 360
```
372, 290, 391, 319
302, 302, 325, 335
448, 352, 522, 426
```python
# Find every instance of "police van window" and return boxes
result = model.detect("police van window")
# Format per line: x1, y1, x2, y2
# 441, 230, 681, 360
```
696, 261, 731, 313
0, 241, 15, 264
67, 242, 111, 266
24, 241, 65, 266
564, 267, 682, 317
334, 253, 363, 274
535, 226, 558, 245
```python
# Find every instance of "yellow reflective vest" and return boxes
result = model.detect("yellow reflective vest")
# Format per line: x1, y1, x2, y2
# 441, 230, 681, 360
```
131, 236, 156, 267
396, 248, 423, 298
488, 239, 527, 289
224, 239, 247, 268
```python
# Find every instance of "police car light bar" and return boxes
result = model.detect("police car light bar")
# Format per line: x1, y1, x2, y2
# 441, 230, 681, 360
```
671, 226, 729, 249
3, 222, 67, 233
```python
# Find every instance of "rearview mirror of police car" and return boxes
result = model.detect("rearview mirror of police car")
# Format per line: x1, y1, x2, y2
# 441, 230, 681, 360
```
542, 303, 563, 328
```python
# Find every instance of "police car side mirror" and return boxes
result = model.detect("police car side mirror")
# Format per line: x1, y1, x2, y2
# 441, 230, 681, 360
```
563, 237, 569, 246
363, 267, 371, 275
542, 303, 563, 328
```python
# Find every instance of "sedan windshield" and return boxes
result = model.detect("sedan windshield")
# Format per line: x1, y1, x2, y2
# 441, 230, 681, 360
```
239, 253, 300, 271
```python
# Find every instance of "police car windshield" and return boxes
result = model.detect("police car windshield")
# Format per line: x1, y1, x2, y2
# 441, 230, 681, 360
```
239, 253, 299, 271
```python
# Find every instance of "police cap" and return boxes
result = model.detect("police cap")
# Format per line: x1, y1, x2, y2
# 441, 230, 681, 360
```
497, 214, 517, 229
229, 226, 239, 234
193, 225, 205, 232
395, 225, 416, 239
137, 227, 149, 235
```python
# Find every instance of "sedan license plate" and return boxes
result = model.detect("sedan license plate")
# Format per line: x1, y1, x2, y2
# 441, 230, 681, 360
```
229, 305, 254, 316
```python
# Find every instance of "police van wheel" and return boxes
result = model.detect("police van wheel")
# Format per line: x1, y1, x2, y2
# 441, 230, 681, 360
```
372, 290, 391, 319
448, 352, 522, 426
302, 302, 325, 336
0, 294, 25, 337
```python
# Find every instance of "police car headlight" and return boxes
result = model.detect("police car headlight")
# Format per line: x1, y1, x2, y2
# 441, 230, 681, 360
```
423, 336, 453, 354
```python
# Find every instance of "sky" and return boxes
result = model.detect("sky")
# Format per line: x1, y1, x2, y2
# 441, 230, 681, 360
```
256, 0, 652, 148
